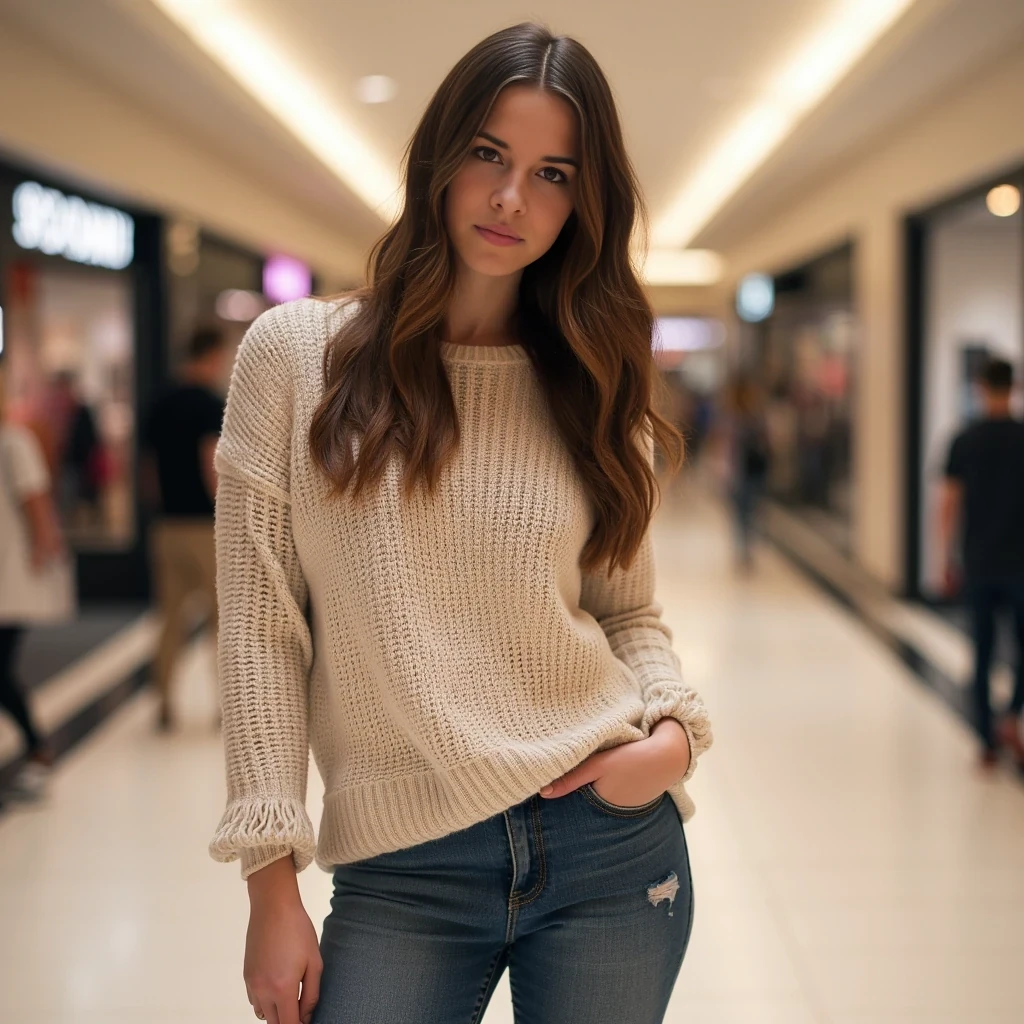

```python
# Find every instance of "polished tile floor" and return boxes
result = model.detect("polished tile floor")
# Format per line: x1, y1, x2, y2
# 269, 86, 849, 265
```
2, 488, 1023, 1023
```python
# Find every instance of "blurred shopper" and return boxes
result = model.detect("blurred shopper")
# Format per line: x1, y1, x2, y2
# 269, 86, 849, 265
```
49, 371, 103, 530
725, 375, 770, 571
0, 365, 72, 802
208, 24, 711, 1024
939, 358, 1024, 768
141, 326, 228, 732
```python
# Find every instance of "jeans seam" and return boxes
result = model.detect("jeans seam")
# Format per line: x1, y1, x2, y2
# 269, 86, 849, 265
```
510, 797, 547, 908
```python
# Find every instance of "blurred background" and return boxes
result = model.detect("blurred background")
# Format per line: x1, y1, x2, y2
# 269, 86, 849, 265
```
1, 1, 1023, 1021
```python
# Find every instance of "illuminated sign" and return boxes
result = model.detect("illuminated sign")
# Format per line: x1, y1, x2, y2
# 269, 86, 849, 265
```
263, 254, 312, 304
735, 272, 775, 323
12, 181, 134, 270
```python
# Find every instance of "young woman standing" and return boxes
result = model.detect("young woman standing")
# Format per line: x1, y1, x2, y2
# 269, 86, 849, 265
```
209, 23, 712, 1024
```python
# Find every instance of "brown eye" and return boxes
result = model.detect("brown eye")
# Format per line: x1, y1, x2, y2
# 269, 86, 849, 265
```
473, 146, 502, 163
539, 167, 569, 185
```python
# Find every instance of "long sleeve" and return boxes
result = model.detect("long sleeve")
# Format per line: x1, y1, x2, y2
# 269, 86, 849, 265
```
207, 309, 317, 879
579, 440, 712, 783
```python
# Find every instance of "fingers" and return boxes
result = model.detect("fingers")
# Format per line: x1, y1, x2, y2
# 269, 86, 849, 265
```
248, 983, 299, 1024
273, 995, 300, 1024
298, 960, 322, 1024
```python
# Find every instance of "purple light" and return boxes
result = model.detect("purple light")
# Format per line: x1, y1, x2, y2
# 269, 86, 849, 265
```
263, 255, 312, 304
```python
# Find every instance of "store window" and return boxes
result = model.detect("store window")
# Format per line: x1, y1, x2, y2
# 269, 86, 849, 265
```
912, 173, 1024, 598
3, 259, 135, 550
741, 244, 857, 552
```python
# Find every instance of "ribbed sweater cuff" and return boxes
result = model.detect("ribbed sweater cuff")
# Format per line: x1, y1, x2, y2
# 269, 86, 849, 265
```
208, 796, 317, 881
641, 693, 713, 784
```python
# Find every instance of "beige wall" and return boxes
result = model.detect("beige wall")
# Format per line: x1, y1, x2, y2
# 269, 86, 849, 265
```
0, 20, 364, 288
716, 39, 1024, 589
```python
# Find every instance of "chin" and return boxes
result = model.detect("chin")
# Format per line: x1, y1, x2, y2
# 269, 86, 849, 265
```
462, 250, 527, 278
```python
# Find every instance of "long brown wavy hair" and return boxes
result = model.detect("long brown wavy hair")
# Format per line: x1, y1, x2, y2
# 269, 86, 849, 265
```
310, 22, 684, 573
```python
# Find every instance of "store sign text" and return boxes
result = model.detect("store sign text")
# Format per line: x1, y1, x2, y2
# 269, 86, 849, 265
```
12, 181, 134, 270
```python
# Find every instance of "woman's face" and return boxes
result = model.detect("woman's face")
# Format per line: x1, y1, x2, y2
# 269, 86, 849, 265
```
444, 85, 580, 278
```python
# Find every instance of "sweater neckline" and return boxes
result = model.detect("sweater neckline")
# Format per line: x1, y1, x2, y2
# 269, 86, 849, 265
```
440, 341, 530, 365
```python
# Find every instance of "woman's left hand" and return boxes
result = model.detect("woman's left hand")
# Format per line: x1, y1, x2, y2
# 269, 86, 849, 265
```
539, 718, 691, 807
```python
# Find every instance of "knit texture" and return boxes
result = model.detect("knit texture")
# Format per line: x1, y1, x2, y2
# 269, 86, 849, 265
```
208, 297, 712, 879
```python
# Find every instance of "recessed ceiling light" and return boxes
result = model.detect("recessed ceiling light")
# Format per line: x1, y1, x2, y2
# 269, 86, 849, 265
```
356, 75, 397, 104
986, 184, 1021, 218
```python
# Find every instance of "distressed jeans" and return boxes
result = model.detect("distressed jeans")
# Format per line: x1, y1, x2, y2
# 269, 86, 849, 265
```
312, 784, 694, 1024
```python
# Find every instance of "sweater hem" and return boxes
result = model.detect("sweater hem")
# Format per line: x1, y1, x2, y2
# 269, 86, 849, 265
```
311, 732, 697, 870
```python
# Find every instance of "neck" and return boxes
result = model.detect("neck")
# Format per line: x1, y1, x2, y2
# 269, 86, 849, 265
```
445, 261, 522, 347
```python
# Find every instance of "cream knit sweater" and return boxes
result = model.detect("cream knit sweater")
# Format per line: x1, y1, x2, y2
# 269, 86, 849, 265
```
208, 297, 712, 879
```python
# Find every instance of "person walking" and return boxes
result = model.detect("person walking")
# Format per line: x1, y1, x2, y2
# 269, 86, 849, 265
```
939, 357, 1024, 768
0, 365, 71, 801
209, 24, 712, 1024
726, 375, 770, 571
141, 326, 228, 731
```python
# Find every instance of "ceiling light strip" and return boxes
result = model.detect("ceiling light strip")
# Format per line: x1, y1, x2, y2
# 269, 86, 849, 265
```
151, 0, 401, 221
653, 0, 917, 248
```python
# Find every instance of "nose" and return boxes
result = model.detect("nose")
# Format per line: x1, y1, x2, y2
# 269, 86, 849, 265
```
491, 169, 526, 216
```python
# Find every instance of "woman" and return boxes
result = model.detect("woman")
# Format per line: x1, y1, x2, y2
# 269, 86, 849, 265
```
209, 23, 712, 1024
0, 365, 68, 801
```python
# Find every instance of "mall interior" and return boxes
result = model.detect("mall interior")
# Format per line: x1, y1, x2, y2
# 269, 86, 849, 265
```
2, 1, 1024, 1022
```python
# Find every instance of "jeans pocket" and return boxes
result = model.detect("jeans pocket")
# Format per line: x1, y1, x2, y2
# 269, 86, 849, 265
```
580, 782, 666, 818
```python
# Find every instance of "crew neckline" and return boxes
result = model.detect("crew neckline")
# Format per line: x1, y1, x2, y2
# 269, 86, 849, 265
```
440, 341, 530, 365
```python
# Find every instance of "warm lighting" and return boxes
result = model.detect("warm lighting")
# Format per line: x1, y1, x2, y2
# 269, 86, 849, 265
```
986, 184, 1021, 218
653, 0, 917, 247
357, 75, 398, 104
150, 0, 401, 222
216, 289, 266, 322
642, 249, 724, 286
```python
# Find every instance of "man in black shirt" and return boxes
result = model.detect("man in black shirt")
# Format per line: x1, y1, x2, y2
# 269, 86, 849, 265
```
940, 358, 1024, 767
142, 326, 229, 731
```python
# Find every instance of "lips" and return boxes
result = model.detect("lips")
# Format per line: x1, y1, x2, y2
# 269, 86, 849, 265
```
474, 223, 523, 246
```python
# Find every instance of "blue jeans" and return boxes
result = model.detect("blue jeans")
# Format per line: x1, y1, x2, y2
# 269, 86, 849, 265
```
968, 578, 1024, 750
313, 784, 694, 1023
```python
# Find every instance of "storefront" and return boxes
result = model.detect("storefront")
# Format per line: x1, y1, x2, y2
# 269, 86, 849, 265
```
0, 157, 166, 602
906, 166, 1024, 600
0, 158, 318, 604
736, 243, 858, 553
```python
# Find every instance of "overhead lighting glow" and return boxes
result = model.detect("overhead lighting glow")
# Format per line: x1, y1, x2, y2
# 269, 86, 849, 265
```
642, 248, 724, 286
150, 0, 401, 222
653, 0, 917, 248
357, 75, 398, 105
986, 184, 1021, 218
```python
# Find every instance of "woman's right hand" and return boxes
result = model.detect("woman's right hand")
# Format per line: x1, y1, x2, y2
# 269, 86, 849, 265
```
244, 856, 323, 1024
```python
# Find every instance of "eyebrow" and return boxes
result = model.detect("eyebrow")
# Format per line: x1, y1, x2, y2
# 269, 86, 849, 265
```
477, 131, 579, 169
